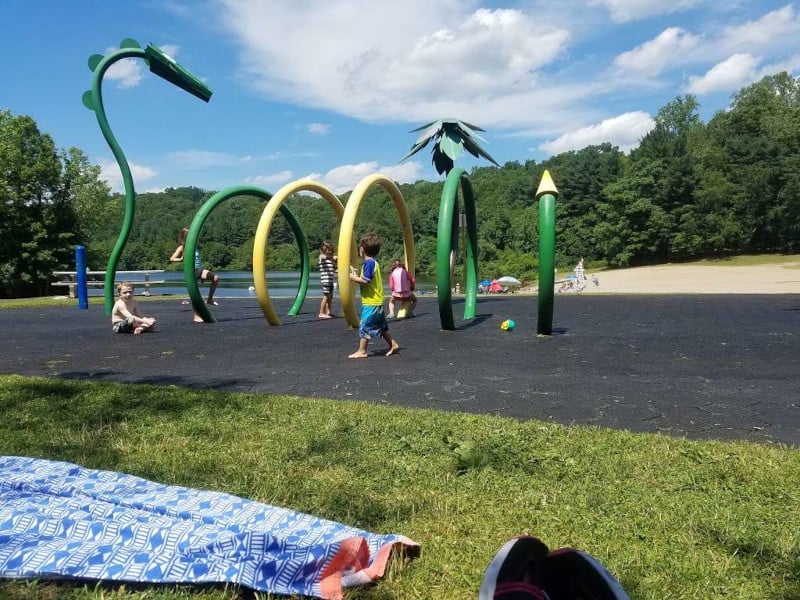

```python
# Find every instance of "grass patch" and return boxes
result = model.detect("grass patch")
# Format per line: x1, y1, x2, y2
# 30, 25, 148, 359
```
681, 254, 800, 267
0, 296, 171, 310
1, 375, 799, 599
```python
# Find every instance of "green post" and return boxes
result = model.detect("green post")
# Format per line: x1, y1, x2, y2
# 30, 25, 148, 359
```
536, 170, 558, 335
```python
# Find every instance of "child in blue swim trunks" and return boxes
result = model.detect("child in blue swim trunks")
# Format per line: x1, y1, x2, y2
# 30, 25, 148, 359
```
348, 232, 399, 359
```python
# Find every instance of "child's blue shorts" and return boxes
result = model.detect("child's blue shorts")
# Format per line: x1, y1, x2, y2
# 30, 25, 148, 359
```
359, 305, 388, 339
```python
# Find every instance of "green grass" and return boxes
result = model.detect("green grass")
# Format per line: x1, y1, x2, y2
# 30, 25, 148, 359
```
0, 295, 172, 310
688, 253, 800, 267
1, 374, 799, 599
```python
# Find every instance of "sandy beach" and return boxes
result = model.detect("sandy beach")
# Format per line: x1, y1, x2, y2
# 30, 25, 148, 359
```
541, 260, 800, 294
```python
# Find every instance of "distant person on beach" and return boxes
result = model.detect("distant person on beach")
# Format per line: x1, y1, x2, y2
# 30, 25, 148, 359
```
318, 240, 337, 318
575, 257, 587, 291
170, 227, 219, 309
111, 282, 156, 334
348, 233, 399, 359
388, 258, 417, 318
574, 257, 585, 284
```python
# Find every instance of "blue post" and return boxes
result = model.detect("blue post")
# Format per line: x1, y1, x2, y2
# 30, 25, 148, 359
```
75, 245, 89, 310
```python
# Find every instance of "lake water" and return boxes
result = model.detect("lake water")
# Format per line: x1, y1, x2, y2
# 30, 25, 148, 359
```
95, 270, 436, 299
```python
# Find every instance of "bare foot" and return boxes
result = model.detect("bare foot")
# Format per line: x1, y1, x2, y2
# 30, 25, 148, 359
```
348, 351, 369, 359
318, 314, 332, 319
133, 327, 144, 335
386, 342, 400, 356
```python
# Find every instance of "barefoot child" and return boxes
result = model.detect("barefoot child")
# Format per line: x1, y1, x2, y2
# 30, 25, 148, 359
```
318, 240, 337, 318
170, 227, 220, 307
348, 232, 399, 358
111, 282, 156, 334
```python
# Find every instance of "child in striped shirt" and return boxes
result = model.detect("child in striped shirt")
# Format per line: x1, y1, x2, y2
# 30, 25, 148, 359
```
318, 240, 337, 318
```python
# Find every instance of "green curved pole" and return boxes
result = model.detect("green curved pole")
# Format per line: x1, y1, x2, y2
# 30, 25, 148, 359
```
536, 170, 558, 335
462, 175, 479, 319
87, 47, 147, 315
184, 186, 308, 323
437, 168, 479, 330
286, 213, 310, 317
85, 40, 211, 315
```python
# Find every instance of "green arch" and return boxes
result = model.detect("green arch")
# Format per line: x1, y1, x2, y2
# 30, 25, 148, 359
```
436, 167, 479, 330
183, 185, 309, 323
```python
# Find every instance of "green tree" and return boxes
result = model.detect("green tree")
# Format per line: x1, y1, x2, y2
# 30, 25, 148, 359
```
0, 110, 81, 297
697, 73, 800, 252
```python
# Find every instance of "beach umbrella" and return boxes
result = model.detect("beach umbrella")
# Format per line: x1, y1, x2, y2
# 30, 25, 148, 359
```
496, 276, 522, 285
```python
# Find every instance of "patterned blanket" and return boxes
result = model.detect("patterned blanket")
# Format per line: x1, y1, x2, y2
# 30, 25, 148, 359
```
0, 456, 418, 599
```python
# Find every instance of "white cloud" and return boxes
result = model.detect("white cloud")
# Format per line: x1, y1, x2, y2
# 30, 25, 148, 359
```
303, 161, 425, 194
105, 56, 143, 89
686, 53, 760, 95
307, 123, 331, 135
615, 5, 800, 80
686, 51, 800, 95
98, 159, 158, 193
718, 5, 800, 54
614, 27, 700, 76
538, 111, 655, 155
104, 43, 184, 89
590, 0, 704, 23
156, 44, 180, 59
246, 170, 294, 187
218, 2, 572, 129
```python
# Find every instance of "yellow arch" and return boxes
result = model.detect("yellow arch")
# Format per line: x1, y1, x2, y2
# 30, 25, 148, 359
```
337, 174, 415, 329
253, 179, 356, 325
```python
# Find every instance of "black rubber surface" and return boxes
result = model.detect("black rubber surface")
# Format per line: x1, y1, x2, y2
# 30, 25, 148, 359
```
2, 294, 798, 445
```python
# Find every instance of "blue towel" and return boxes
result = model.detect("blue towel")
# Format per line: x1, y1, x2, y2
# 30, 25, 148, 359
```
0, 456, 417, 599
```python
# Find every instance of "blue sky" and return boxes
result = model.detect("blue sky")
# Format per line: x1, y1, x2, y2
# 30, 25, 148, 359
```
3, 1, 799, 194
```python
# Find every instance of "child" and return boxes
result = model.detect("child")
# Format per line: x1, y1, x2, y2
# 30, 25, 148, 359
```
348, 233, 399, 359
318, 240, 337, 318
111, 282, 156, 334
170, 227, 220, 310
388, 258, 417, 318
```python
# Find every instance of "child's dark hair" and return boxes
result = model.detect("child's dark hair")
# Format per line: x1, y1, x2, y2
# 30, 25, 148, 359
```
321, 240, 333, 253
391, 258, 403, 270
359, 233, 381, 257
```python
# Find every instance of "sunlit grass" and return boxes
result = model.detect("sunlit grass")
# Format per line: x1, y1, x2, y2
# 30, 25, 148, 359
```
689, 254, 800, 266
1, 374, 798, 600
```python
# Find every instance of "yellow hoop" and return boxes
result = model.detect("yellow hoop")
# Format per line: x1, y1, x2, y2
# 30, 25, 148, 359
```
337, 174, 415, 328
253, 179, 354, 325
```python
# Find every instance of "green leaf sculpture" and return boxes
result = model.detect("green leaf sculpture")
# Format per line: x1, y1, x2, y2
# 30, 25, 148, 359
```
400, 118, 499, 175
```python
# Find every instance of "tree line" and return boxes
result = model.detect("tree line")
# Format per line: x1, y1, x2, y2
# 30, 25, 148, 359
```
2, 72, 798, 298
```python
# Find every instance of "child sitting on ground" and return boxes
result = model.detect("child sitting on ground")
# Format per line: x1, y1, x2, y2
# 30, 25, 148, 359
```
111, 282, 156, 334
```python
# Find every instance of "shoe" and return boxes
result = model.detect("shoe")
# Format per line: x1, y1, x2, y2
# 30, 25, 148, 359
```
544, 548, 629, 600
480, 536, 549, 599
481, 536, 630, 600
387, 314, 395, 319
